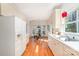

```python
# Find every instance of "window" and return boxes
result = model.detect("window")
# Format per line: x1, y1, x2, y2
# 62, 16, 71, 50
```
78, 22, 79, 33
65, 23, 76, 32
65, 10, 79, 33
47, 25, 50, 31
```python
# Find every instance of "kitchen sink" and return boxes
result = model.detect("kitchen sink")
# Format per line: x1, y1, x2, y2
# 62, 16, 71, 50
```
59, 35, 79, 41
65, 39, 79, 41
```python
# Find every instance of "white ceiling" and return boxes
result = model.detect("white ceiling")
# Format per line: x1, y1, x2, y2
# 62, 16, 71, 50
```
14, 3, 59, 20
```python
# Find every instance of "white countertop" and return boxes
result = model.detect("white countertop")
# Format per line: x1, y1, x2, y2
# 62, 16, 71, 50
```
49, 33, 79, 52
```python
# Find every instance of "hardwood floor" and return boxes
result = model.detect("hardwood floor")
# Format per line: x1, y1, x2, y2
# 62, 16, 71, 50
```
22, 37, 54, 56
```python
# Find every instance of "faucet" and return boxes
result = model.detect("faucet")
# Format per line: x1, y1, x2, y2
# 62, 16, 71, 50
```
65, 35, 71, 41
58, 34, 75, 41
73, 36, 75, 39
65, 35, 77, 41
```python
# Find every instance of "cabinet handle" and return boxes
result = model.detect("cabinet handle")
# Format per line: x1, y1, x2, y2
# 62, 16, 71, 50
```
17, 34, 21, 37
71, 53, 74, 55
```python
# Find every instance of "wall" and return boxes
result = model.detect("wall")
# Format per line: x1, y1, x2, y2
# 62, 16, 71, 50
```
0, 3, 26, 21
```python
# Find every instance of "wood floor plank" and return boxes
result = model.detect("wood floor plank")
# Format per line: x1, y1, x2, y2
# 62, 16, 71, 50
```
22, 38, 54, 56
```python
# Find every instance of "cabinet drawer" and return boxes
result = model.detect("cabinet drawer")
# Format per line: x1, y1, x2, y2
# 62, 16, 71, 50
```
64, 49, 76, 56
48, 40, 54, 49
63, 45, 79, 56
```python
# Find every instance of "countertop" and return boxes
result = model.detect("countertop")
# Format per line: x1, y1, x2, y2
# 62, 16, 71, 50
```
49, 33, 79, 52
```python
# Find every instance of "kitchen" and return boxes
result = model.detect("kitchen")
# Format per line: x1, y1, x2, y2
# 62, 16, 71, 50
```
0, 3, 79, 56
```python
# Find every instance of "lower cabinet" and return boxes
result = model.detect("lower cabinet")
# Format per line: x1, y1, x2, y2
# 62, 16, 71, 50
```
15, 39, 22, 56
15, 34, 29, 56
63, 44, 79, 56
48, 36, 55, 52
48, 36, 63, 56
48, 35, 79, 56
53, 40, 64, 56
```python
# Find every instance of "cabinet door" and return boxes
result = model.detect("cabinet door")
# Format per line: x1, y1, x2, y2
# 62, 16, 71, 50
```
63, 45, 79, 56
53, 40, 64, 56
48, 36, 55, 53
15, 39, 23, 56
15, 17, 22, 34
15, 17, 27, 56
63, 49, 75, 56
48, 35, 64, 56
20, 20, 26, 51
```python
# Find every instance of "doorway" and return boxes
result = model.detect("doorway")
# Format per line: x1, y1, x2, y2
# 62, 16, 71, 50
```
32, 25, 46, 38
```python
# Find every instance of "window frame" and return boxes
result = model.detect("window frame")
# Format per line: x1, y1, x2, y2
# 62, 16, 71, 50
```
65, 10, 79, 33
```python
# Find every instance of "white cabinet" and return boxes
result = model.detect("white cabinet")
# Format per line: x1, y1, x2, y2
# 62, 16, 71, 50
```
15, 17, 27, 56
48, 36, 55, 52
48, 35, 63, 56
63, 44, 79, 56
48, 34, 79, 56
0, 16, 28, 56
53, 40, 64, 56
